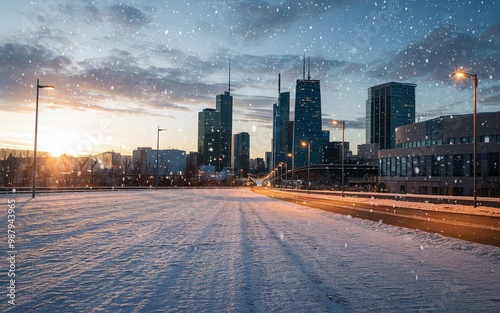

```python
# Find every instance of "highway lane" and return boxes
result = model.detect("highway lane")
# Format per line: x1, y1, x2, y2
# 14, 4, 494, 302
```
253, 188, 500, 247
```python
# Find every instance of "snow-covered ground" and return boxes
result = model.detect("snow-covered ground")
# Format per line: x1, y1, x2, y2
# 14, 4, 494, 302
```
1, 188, 499, 312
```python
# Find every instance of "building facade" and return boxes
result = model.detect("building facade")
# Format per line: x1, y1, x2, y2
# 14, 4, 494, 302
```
323, 141, 351, 164
378, 112, 500, 196
198, 108, 220, 168
272, 91, 291, 169
216, 91, 233, 169
133, 147, 186, 175
293, 78, 329, 168
232, 132, 250, 177
366, 82, 416, 150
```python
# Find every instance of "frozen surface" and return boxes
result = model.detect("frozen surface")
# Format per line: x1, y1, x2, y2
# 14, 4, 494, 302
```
1, 188, 499, 312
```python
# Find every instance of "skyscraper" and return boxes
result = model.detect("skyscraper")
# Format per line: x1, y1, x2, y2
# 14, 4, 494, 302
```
198, 60, 234, 171
293, 57, 329, 168
198, 108, 220, 167
272, 87, 291, 169
366, 82, 416, 150
216, 91, 233, 169
232, 132, 250, 176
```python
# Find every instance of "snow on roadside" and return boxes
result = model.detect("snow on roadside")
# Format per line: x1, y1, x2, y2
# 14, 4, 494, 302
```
275, 189, 500, 217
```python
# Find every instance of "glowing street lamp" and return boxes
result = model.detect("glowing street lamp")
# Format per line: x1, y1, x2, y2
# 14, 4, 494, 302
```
301, 141, 311, 191
287, 152, 294, 187
156, 127, 167, 190
454, 70, 478, 207
32, 79, 54, 198
332, 120, 346, 197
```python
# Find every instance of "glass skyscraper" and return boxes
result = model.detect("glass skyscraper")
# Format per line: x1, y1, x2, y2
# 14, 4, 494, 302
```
272, 91, 290, 169
198, 108, 220, 167
293, 79, 329, 168
366, 82, 416, 150
216, 91, 233, 169
232, 132, 250, 176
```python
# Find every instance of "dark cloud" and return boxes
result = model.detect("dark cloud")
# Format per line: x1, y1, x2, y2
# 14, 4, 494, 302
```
227, 0, 356, 42
366, 23, 499, 83
108, 4, 149, 29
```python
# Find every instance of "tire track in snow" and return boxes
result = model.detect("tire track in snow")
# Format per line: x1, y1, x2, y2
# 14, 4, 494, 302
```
238, 191, 349, 312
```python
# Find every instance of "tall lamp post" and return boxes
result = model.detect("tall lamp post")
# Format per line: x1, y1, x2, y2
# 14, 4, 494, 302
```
332, 120, 346, 197
156, 127, 167, 190
32, 79, 54, 198
288, 153, 294, 188
454, 71, 478, 207
301, 141, 311, 192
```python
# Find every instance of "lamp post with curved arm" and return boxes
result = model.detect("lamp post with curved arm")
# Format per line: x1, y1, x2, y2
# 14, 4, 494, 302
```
332, 120, 346, 197
301, 141, 311, 192
454, 71, 478, 207
32, 79, 54, 198
156, 127, 167, 190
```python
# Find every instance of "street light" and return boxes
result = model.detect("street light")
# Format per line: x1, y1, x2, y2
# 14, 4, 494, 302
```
301, 141, 311, 192
454, 70, 478, 207
156, 126, 167, 190
332, 120, 346, 197
287, 152, 294, 188
32, 79, 54, 198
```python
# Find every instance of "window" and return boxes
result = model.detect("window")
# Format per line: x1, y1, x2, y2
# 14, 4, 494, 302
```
453, 155, 464, 177
488, 153, 499, 176
400, 157, 407, 177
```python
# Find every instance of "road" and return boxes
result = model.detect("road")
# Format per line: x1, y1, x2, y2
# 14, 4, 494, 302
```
253, 188, 500, 247
1, 189, 499, 312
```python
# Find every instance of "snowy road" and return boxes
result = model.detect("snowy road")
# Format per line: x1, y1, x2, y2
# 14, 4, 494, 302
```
1, 188, 499, 312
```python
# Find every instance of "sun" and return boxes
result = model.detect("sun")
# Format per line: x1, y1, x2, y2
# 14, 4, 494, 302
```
39, 130, 78, 157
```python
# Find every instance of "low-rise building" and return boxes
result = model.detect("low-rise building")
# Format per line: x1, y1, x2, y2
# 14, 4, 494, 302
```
378, 112, 500, 196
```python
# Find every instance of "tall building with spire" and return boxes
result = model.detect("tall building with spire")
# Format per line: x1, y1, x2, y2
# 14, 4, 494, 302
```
293, 56, 329, 169
216, 60, 233, 169
198, 60, 233, 171
198, 108, 220, 167
272, 73, 291, 169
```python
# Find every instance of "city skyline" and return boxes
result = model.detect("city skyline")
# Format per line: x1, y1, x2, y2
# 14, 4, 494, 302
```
1, 1, 499, 159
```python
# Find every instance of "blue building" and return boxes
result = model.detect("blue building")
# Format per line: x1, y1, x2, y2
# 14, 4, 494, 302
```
272, 91, 291, 169
293, 66, 329, 168
366, 82, 416, 150
216, 91, 233, 169
198, 108, 220, 167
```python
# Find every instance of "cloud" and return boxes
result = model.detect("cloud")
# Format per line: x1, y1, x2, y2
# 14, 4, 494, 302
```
366, 23, 500, 83
108, 4, 149, 29
227, 0, 356, 43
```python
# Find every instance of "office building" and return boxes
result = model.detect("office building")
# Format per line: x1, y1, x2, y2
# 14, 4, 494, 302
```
198, 108, 220, 168
293, 57, 329, 168
132, 147, 186, 175
323, 141, 351, 164
216, 91, 233, 169
272, 73, 291, 169
232, 132, 250, 177
366, 82, 416, 150
378, 112, 500, 196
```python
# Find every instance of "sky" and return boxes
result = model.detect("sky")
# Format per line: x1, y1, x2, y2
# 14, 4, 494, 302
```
0, 0, 499, 159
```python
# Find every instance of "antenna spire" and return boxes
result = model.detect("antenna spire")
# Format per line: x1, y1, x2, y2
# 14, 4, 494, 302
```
278, 73, 281, 95
307, 56, 311, 80
228, 59, 231, 96
302, 54, 305, 80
